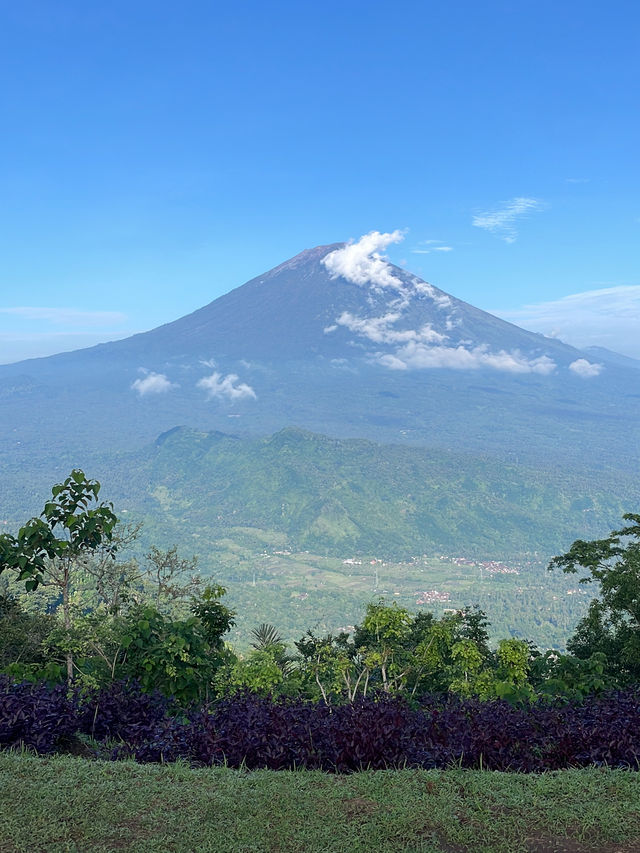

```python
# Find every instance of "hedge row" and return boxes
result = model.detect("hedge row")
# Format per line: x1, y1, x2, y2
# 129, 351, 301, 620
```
2, 678, 640, 772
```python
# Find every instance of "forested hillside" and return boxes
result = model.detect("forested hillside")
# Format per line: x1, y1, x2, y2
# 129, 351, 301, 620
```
99, 425, 638, 560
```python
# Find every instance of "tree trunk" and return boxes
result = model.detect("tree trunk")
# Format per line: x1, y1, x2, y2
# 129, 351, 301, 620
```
62, 561, 74, 683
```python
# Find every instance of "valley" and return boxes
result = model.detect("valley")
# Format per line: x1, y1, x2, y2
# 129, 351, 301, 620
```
202, 542, 590, 651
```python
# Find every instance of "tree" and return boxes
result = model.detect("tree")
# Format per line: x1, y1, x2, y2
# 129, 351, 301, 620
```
118, 585, 236, 703
81, 520, 143, 615
139, 545, 202, 615
295, 630, 363, 703
0, 470, 118, 682
549, 513, 640, 684
354, 599, 413, 694
250, 623, 295, 676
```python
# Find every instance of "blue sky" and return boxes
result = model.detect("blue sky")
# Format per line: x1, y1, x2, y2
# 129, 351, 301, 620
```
1, 0, 639, 363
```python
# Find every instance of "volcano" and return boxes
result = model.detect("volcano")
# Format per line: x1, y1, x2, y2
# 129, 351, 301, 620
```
1, 235, 639, 478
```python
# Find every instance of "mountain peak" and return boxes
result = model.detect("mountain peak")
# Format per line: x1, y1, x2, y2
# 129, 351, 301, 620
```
265, 242, 346, 278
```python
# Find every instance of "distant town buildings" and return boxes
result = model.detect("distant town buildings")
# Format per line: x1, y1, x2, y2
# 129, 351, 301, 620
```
440, 555, 520, 575
415, 590, 450, 605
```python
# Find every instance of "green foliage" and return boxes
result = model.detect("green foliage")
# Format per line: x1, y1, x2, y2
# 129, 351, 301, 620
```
550, 513, 640, 684
215, 649, 285, 696
448, 638, 485, 697
191, 585, 236, 648
0, 594, 60, 683
215, 622, 302, 697
117, 596, 234, 704
143, 545, 201, 613
294, 603, 539, 705
295, 630, 359, 703
3, 471, 638, 707
109, 426, 638, 561
0, 469, 117, 592
0, 471, 119, 683
529, 650, 608, 701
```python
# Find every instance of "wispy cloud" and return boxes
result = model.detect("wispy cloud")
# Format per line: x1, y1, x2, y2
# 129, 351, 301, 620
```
197, 372, 256, 401
412, 240, 453, 255
0, 307, 127, 326
496, 285, 640, 359
336, 311, 447, 346
472, 197, 543, 243
131, 371, 178, 396
332, 300, 557, 376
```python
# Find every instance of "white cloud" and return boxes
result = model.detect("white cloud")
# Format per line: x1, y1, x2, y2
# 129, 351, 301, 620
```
321, 229, 558, 377
322, 231, 451, 311
411, 278, 451, 307
336, 311, 447, 346
569, 359, 603, 378
472, 197, 543, 243
197, 372, 256, 401
496, 285, 640, 359
322, 230, 405, 292
412, 240, 453, 254
445, 316, 461, 331
377, 343, 556, 374
131, 371, 177, 396
0, 306, 127, 326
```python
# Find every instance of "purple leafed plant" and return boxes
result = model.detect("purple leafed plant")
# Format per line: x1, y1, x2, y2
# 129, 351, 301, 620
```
0, 676, 80, 754
2, 679, 640, 771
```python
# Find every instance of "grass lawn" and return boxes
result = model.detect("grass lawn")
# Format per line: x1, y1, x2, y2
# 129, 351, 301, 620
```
1, 754, 640, 852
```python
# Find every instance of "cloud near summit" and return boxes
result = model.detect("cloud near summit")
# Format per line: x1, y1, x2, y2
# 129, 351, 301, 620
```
322, 231, 406, 291
321, 229, 561, 376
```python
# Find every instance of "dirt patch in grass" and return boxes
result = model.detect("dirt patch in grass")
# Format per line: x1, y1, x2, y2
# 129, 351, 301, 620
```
341, 796, 381, 820
105, 815, 163, 850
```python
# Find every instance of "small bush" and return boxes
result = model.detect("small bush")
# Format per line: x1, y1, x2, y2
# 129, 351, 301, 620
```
0, 676, 79, 753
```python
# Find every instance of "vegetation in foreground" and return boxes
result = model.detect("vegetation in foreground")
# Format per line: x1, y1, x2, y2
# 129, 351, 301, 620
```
2, 472, 640, 850
2, 471, 640, 775
4, 678, 640, 772
2, 753, 640, 853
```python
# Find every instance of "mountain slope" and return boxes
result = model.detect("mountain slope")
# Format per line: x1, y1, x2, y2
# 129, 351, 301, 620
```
0, 235, 639, 488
